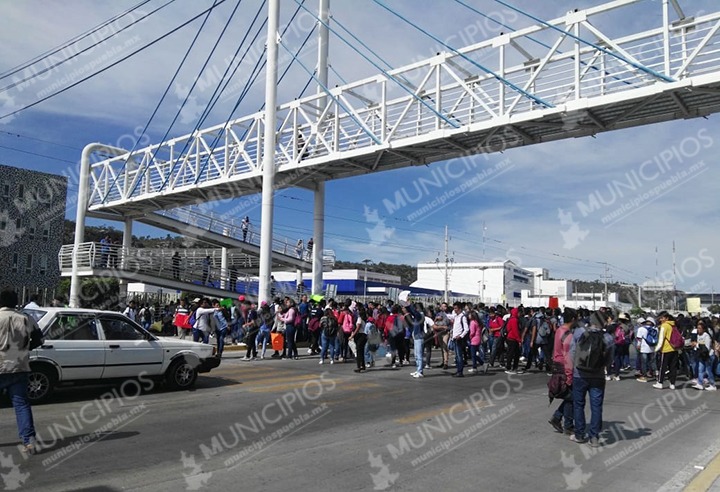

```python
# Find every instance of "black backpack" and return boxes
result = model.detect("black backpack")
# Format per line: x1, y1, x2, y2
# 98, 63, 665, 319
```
574, 329, 606, 372
322, 316, 338, 338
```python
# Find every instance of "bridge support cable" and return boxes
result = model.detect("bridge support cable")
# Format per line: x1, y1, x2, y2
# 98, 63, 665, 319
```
293, 0, 461, 129
106, 0, 238, 204
492, 0, 675, 83
371, 0, 554, 109
280, 40, 382, 145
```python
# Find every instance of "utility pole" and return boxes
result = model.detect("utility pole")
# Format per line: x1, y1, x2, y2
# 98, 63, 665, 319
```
600, 262, 612, 306
482, 220, 487, 259
441, 225, 453, 303
672, 240, 677, 311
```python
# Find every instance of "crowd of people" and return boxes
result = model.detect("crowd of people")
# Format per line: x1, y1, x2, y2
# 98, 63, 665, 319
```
167, 296, 720, 386
165, 295, 720, 444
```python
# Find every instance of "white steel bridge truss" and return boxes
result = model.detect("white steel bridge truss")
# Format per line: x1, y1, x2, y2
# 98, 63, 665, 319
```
85, 0, 720, 217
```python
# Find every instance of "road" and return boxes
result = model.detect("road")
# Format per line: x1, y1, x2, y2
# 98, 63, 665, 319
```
1, 350, 719, 492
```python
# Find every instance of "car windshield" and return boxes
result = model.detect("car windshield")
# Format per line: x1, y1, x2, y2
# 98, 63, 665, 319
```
22, 309, 47, 323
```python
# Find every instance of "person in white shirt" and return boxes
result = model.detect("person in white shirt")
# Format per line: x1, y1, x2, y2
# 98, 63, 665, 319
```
635, 318, 657, 382
446, 302, 470, 377
122, 300, 137, 322
193, 298, 217, 344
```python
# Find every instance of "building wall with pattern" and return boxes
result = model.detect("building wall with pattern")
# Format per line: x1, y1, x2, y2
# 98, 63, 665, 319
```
0, 164, 68, 293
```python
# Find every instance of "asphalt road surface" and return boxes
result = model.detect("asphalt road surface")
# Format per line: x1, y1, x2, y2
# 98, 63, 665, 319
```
1, 350, 719, 492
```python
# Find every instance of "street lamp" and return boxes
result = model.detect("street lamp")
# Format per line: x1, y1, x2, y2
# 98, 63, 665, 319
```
362, 258, 373, 303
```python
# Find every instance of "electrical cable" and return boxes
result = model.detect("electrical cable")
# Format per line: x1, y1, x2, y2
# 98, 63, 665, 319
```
0, 0, 229, 122
0, 0, 152, 80
0, 0, 177, 94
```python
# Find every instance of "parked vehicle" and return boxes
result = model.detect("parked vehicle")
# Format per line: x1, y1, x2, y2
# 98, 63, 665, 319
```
22, 308, 221, 403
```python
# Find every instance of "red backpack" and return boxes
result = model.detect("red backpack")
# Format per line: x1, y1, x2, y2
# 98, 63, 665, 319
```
668, 325, 684, 350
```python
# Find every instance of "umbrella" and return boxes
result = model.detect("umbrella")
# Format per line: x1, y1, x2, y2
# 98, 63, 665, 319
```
310, 294, 324, 302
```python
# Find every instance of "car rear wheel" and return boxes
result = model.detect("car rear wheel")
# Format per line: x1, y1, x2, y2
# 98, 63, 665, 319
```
28, 366, 56, 403
166, 358, 198, 390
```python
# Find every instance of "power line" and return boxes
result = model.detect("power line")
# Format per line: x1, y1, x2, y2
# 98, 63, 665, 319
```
0, 130, 83, 151
0, 0, 153, 80
0, 0, 177, 94
0, 0, 230, 121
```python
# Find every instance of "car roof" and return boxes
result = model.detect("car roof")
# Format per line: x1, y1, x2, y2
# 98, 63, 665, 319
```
26, 307, 129, 317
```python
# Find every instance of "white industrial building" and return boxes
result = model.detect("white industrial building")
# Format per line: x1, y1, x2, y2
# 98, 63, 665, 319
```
411, 260, 532, 306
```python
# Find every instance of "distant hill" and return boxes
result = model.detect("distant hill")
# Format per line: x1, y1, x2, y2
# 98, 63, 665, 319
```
63, 220, 210, 249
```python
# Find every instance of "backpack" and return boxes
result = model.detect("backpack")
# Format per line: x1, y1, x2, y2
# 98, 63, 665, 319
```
342, 312, 354, 334
538, 319, 550, 337
188, 311, 197, 328
669, 326, 684, 350
142, 308, 152, 323
366, 322, 381, 345
613, 324, 626, 346
644, 326, 659, 346
574, 329, 606, 372
323, 316, 339, 338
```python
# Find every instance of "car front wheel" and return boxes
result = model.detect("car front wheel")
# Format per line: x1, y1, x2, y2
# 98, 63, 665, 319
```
28, 366, 56, 403
166, 358, 198, 390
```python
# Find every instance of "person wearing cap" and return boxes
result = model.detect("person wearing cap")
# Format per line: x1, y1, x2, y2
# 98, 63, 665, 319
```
609, 313, 633, 381
635, 317, 657, 382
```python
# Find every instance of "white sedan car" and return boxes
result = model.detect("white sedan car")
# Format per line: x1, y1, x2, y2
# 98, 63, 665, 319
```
23, 307, 221, 403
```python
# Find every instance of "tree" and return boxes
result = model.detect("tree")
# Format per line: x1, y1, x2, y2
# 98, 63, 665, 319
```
709, 304, 720, 315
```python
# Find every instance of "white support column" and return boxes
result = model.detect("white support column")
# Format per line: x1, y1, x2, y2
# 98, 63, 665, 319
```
258, 0, 280, 304
312, 0, 329, 297
119, 217, 133, 304
312, 182, 325, 295
70, 143, 127, 308
221, 227, 229, 289
221, 247, 228, 290
296, 268, 303, 296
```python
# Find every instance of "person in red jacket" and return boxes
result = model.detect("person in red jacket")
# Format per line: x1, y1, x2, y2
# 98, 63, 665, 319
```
549, 308, 577, 435
505, 308, 523, 374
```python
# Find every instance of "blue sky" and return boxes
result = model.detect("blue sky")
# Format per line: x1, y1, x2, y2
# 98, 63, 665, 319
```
1, 0, 719, 292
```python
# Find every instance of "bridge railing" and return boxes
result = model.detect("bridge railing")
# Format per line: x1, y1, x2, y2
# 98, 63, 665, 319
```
59, 242, 336, 290
86, 1, 720, 210
155, 206, 323, 262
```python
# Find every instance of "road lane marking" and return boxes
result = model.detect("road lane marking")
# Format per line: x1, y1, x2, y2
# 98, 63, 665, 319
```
684, 448, 720, 492
247, 381, 380, 393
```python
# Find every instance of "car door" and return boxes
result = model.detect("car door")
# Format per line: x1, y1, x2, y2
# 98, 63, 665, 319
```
38, 313, 105, 381
97, 315, 165, 378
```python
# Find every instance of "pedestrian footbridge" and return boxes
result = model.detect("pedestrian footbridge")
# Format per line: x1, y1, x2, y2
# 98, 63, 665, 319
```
70, 0, 720, 305
84, 1, 720, 215
59, 242, 335, 299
